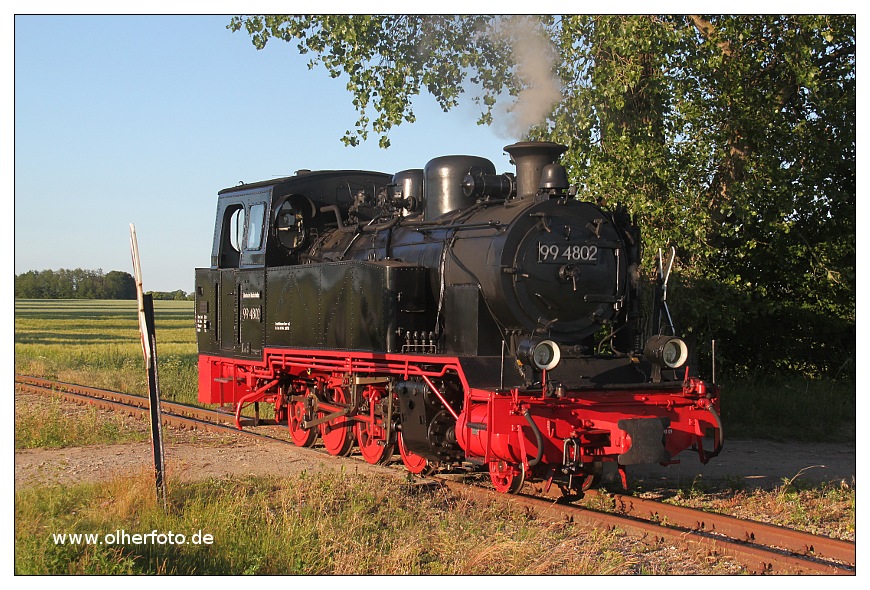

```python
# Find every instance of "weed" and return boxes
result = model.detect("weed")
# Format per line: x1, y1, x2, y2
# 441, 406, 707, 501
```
15, 394, 146, 449
721, 376, 855, 442
16, 469, 730, 575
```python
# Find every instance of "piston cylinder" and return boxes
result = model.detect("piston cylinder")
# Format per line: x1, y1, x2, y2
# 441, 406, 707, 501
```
454, 398, 546, 464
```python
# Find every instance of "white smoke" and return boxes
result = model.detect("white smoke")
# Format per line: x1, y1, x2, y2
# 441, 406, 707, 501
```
491, 16, 563, 139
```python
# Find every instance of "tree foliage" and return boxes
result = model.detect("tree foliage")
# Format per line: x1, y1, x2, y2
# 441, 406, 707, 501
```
149, 290, 194, 301
15, 269, 138, 300
230, 15, 520, 147
230, 15, 855, 379
14, 269, 194, 301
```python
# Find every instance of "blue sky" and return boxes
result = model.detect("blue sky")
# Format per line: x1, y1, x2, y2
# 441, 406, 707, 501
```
12, 8, 863, 294
14, 15, 515, 292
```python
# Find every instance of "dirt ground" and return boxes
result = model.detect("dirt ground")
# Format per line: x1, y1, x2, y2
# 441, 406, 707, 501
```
625, 438, 856, 490
14, 425, 856, 492
12, 389, 856, 491
13, 433, 395, 490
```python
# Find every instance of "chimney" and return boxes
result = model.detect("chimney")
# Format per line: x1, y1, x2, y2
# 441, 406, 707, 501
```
503, 141, 568, 198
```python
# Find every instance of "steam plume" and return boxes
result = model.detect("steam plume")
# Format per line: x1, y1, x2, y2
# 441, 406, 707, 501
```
492, 16, 563, 139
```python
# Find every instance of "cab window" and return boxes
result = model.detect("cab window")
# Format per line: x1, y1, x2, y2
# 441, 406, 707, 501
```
229, 207, 245, 251
247, 203, 266, 250
219, 204, 246, 267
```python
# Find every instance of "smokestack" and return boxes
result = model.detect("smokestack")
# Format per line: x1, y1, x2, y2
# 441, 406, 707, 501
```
503, 141, 568, 198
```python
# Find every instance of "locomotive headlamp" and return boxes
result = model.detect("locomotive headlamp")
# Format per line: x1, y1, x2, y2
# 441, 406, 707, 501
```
643, 335, 689, 369
517, 338, 562, 371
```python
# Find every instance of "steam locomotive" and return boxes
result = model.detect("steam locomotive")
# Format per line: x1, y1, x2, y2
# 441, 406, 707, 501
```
194, 141, 722, 495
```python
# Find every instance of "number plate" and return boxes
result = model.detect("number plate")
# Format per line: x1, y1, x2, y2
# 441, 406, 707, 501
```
537, 242, 599, 264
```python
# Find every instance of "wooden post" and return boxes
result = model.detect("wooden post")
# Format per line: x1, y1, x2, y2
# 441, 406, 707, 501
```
129, 224, 168, 511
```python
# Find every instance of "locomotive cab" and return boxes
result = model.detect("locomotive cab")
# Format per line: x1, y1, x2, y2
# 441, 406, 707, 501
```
195, 170, 392, 364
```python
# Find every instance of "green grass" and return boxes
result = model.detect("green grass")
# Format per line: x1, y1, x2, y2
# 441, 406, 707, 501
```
661, 478, 856, 541
719, 376, 855, 442
15, 469, 695, 575
15, 395, 147, 449
15, 299, 199, 405
15, 298, 856, 442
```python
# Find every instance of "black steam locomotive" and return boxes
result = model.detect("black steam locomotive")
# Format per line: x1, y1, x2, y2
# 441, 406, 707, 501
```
195, 142, 722, 494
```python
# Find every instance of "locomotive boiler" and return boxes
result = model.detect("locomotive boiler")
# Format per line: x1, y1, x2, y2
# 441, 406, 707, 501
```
194, 141, 723, 495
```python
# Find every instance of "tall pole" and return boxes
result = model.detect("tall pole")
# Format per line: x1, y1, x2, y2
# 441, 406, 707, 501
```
129, 224, 168, 511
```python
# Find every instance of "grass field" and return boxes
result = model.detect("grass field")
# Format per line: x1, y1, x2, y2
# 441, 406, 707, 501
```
14, 298, 856, 442
15, 393, 148, 449
13, 299, 855, 574
16, 469, 702, 575
14, 299, 199, 405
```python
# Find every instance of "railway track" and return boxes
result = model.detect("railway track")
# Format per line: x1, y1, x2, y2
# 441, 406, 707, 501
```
15, 375, 273, 439
15, 374, 855, 575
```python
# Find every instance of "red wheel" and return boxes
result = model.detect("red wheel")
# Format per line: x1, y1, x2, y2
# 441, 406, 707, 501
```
559, 462, 603, 501
287, 398, 317, 448
489, 460, 525, 494
354, 420, 394, 465
578, 461, 603, 491
319, 388, 354, 457
398, 431, 436, 475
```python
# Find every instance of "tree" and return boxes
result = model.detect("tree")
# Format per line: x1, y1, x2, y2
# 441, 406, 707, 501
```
230, 15, 855, 378
230, 15, 525, 148
14, 269, 138, 300
148, 289, 193, 301
105, 270, 137, 299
